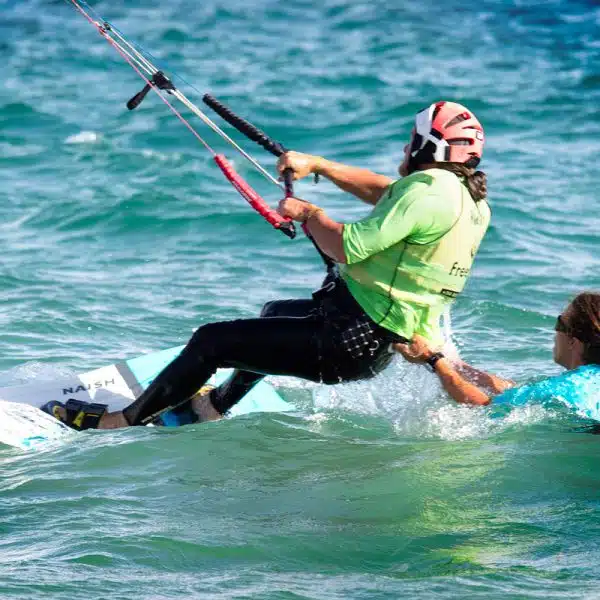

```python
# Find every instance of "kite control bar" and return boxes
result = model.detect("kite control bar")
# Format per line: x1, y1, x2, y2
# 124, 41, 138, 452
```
203, 94, 288, 157
203, 93, 296, 196
202, 94, 334, 271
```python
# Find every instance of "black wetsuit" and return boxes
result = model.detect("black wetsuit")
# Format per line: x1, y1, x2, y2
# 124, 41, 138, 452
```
123, 275, 406, 426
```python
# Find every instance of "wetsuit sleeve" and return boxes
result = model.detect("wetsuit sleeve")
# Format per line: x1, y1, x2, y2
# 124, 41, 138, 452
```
342, 175, 456, 265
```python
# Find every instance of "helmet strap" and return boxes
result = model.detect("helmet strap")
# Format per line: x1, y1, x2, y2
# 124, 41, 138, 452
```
408, 139, 438, 173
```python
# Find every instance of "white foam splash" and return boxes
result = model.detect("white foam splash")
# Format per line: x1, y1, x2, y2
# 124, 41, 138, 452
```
277, 305, 554, 442
0, 361, 75, 387
305, 361, 556, 442
423, 403, 493, 440
141, 148, 182, 162
64, 131, 100, 144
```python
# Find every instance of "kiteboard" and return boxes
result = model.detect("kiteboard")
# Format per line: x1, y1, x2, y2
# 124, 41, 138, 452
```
0, 345, 293, 449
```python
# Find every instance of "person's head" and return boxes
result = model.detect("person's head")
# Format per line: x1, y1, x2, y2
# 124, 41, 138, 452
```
553, 292, 600, 369
399, 101, 487, 201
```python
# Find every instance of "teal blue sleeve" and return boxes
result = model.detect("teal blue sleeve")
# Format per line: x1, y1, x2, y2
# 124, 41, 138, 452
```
494, 380, 556, 406
494, 370, 582, 406
494, 367, 600, 422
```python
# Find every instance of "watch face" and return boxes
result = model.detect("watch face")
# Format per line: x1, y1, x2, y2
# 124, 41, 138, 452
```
426, 353, 443, 372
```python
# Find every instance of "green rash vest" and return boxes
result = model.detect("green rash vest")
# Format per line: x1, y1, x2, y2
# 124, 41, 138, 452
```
341, 168, 491, 344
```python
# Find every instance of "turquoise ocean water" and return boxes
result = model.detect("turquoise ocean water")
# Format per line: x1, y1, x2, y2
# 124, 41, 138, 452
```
2, 0, 600, 597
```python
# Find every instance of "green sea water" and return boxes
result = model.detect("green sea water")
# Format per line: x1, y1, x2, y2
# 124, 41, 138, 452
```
1, 0, 600, 598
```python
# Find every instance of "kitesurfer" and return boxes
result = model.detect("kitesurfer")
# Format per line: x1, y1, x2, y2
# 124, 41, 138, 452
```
44, 101, 491, 430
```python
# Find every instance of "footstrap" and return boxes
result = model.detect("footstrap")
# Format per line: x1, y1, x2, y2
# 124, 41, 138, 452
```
64, 399, 107, 431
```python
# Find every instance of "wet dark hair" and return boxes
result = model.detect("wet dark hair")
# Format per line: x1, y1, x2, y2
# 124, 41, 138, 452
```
430, 163, 487, 202
568, 292, 600, 365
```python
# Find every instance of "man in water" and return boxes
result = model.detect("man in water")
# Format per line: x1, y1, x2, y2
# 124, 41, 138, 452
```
44, 101, 492, 430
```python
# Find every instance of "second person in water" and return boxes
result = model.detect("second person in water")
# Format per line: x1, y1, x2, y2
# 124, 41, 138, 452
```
46, 100, 492, 430
395, 291, 600, 417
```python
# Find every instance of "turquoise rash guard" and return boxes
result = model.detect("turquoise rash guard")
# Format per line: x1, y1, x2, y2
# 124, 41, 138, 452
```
495, 365, 600, 420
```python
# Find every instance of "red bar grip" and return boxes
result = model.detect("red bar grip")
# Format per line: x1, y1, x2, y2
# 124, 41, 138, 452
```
214, 155, 296, 239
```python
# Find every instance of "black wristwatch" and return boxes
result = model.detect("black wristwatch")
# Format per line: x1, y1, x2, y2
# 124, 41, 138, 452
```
425, 352, 445, 372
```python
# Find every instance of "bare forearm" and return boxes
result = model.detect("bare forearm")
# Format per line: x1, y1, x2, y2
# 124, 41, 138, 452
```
453, 360, 515, 393
304, 210, 346, 263
394, 336, 501, 407
315, 158, 393, 205
435, 358, 491, 406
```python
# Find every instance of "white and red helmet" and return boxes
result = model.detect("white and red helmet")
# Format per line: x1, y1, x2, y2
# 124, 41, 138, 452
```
409, 101, 484, 169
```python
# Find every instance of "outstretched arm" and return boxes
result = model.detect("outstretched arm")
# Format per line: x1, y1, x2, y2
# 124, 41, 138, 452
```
394, 336, 516, 406
278, 151, 393, 205
428, 358, 492, 406
453, 361, 515, 394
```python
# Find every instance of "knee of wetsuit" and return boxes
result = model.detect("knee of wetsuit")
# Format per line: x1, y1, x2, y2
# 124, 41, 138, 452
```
186, 322, 223, 358
260, 301, 279, 318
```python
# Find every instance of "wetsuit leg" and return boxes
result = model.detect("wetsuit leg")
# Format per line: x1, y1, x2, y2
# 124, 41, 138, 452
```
122, 312, 323, 426
210, 298, 318, 414
261, 298, 317, 318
